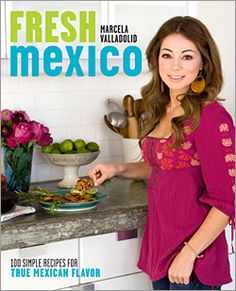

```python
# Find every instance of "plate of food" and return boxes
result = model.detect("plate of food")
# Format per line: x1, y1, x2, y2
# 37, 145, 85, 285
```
17, 178, 108, 213
41, 178, 108, 212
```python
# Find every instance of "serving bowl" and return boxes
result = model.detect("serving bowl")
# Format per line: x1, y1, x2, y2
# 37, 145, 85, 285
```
41, 151, 100, 188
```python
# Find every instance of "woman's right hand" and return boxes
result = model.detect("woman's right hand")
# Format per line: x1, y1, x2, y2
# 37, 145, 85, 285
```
88, 163, 120, 186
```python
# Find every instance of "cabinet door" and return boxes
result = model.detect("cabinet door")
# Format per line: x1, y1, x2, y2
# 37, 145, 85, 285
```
108, 1, 198, 54
1, 239, 79, 290
5, 0, 108, 58
1, 0, 6, 58
79, 229, 143, 283
60, 272, 151, 290
93, 272, 151, 290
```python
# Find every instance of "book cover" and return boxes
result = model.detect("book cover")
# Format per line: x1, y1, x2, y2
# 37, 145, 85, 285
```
1, 1, 235, 290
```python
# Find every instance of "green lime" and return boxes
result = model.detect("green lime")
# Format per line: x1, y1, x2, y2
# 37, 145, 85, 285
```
41, 145, 54, 153
84, 194, 94, 199
59, 139, 74, 153
86, 142, 99, 152
51, 149, 61, 154
86, 188, 98, 194
74, 139, 86, 150
70, 188, 81, 194
77, 147, 90, 154
52, 143, 60, 150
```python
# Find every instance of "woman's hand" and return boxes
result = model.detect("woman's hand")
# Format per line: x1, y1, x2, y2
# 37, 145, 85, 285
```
168, 245, 196, 285
88, 163, 120, 186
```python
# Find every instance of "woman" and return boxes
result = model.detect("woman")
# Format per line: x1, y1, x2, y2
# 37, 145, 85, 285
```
88, 16, 235, 290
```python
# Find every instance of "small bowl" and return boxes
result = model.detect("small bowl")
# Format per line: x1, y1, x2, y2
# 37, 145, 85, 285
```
41, 152, 100, 188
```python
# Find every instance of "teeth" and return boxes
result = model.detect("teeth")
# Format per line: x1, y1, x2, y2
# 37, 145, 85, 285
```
170, 75, 183, 80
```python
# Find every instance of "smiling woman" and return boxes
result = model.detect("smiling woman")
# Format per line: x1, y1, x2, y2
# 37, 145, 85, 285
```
88, 15, 235, 291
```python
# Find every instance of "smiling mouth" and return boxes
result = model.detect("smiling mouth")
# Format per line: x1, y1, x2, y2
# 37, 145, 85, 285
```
168, 75, 185, 81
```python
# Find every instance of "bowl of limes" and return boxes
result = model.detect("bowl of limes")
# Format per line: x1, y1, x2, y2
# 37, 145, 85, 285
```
41, 139, 100, 188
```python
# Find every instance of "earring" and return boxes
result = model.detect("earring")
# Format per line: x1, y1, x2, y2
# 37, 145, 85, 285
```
191, 71, 206, 94
161, 80, 164, 93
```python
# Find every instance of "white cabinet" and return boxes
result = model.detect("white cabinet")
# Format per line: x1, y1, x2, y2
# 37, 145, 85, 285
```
61, 272, 151, 290
1, 239, 79, 290
2, 1, 198, 59
62, 229, 151, 290
79, 229, 143, 284
90, 272, 151, 290
108, 1, 198, 54
4, 0, 108, 59
1, 0, 6, 58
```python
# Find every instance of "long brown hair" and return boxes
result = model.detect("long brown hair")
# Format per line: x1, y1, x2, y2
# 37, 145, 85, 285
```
141, 16, 223, 147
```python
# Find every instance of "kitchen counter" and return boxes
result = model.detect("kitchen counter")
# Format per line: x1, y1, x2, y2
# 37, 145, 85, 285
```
1, 177, 148, 250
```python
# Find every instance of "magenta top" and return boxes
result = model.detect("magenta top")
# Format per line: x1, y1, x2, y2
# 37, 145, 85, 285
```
137, 101, 235, 286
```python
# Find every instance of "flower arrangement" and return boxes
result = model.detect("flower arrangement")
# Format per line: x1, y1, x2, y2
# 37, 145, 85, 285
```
1, 109, 53, 192
1, 109, 52, 149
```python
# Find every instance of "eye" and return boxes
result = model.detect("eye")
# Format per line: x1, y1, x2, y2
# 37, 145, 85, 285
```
161, 53, 172, 59
182, 55, 193, 60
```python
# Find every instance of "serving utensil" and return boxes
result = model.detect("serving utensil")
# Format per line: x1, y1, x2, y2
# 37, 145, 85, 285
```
104, 115, 120, 134
107, 111, 127, 128
106, 98, 124, 113
126, 95, 139, 139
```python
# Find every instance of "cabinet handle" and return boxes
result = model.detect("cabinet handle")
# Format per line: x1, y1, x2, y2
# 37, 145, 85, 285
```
117, 229, 138, 241
19, 244, 46, 257
81, 284, 95, 290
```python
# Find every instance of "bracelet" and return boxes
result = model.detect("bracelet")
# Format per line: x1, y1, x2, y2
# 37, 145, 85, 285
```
184, 241, 204, 259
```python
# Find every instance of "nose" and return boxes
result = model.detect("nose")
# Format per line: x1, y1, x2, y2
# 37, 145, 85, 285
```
171, 57, 182, 70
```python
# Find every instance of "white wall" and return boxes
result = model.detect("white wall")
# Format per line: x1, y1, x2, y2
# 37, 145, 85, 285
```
1, 1, 235, 183
197, 1, 235, 117
1, 73, 150, 182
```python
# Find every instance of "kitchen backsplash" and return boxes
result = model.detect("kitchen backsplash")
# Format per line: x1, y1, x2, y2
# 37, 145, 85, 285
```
1, 72, 150, 182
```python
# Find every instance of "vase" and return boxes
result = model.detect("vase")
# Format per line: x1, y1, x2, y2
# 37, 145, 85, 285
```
3, 146, 34, 192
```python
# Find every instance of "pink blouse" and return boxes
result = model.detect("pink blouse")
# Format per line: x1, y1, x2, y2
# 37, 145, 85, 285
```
137, 101, 235, 286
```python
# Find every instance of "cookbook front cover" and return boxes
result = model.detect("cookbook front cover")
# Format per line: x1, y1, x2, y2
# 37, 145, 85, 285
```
1, 1, 235, 291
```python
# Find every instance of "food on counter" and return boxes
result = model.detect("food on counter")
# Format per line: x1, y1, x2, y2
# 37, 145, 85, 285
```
41, 192, 96, 203
86, 142, 99, 152
41, 144, 54, 153
41, 139, 100, 154
16, 178, 99, 214
74, 139, 86, 150
59, 139, 74, 153
75, 178, 95, 194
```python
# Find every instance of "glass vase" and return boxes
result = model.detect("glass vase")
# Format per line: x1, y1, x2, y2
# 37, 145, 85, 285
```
4, 145, 34, 192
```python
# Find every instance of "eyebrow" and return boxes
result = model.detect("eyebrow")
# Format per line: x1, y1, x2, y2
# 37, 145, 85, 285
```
161, 48, 197, 54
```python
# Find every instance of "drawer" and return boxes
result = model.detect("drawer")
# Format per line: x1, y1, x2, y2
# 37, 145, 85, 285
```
1, 239, 79, 290
79, 229, 143, 283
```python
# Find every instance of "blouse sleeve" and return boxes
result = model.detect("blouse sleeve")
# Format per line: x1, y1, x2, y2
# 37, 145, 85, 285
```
193, 102, 235, 220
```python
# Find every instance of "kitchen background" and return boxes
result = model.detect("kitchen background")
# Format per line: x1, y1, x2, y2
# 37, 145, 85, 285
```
1, 1, 235, 184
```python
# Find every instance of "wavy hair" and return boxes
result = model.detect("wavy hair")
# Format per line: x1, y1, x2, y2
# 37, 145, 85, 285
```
141, 16, 223, 147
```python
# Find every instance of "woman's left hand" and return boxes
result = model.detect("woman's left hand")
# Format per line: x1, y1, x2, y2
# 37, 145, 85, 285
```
168, 246, 196, 285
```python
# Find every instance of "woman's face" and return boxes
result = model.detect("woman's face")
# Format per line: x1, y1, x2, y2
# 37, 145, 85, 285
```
158, 33, 203, 98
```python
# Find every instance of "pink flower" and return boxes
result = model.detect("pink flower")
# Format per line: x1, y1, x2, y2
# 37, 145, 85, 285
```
1, 109, 53, 149
181, 141, 192, 150
13, 110, 30, 124
1, 109, 14, 122
6, 137, 18, 148
1, 125, 13, 138
219, 123, 229, 132
14, 122, 33, 144
222, 138, 232, 147
225, 154, 235, 163
31, 121, 43, 142
228, 168, 235, 177
38, 125, 53, 146
1, 109, 14, 127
